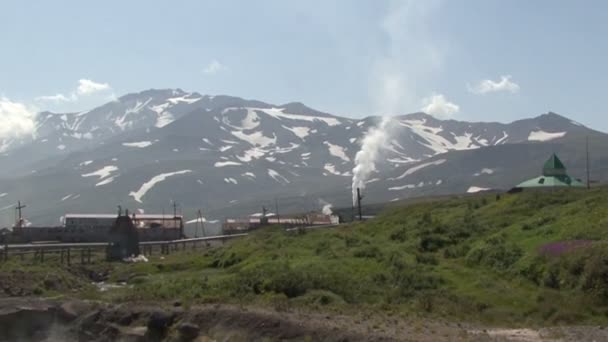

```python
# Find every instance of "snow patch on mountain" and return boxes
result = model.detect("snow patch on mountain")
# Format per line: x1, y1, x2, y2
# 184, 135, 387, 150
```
467, 186, 491, 193
82, 166, 118, 180
400, 119, 478, 154
167, 94, 201, 104
232, 130, 276, 148
237, 147, 265, 162
389, 184, 416, 191
242, 172, 256, 178
395, 159, 446, 180
129, 170, 192, 203
219, 145, 233, 152
214, 161, 242, 167
528, 130, 566, 142
252, 107, 341, 126
96, 177, 115, 186
122, 141, 155, 148
224, 177, 238, 184
324, 163, 343, 176
324, 142, 350, 162
495, 131, 509, 144
155, 111, 175, 128
474, 168, 495, 176
268, 169, 290, 184
282, 125, 310, 139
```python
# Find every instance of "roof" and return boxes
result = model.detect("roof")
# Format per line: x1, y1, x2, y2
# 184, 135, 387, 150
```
516, 175, 585, 188
516, 153, 585, 188
542, 153, 567, 176
65, 214, 183, 219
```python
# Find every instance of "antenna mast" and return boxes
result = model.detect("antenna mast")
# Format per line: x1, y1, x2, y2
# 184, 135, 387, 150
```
586, 136, 591, 189
15, 201, 26, 228
275, 197, 280, 225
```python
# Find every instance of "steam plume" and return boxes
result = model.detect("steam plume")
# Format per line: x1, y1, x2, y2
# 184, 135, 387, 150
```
351, 117, 393, 205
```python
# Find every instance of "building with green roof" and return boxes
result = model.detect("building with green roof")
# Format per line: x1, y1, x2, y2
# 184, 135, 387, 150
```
514, 153, 585, 189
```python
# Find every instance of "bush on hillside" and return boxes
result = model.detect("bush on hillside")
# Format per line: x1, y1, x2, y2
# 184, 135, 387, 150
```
465, 235, 523, 270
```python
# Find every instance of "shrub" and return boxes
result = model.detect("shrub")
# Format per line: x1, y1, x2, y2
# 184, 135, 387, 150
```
419, 234, 450, 252
391, 267, 443, 299
443, 244, 470, 259
390, 226, 408, 242
353, 245, 382, 259
415, 252, 438, 265
465, 237, 523, 270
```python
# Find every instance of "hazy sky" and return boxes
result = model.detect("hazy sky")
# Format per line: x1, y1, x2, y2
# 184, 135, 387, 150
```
1, 0, 607, 134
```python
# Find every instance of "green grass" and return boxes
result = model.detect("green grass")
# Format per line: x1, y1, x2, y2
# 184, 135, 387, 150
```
3, 186, 608, 325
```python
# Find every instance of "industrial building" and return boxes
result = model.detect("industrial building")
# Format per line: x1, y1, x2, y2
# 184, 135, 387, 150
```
222, 212, 339, 235
7, 213, 183, 243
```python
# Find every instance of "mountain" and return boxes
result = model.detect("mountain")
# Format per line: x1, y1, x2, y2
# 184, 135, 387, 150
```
0, 89, 606, 231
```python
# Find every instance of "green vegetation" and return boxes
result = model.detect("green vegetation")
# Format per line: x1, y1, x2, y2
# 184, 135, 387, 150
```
3, 186, 608, 326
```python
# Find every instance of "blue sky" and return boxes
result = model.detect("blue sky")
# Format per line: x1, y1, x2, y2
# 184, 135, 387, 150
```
1, 0, 607, 134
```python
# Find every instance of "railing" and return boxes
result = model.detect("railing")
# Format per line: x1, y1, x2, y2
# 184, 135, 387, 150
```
0, 233, 249, 264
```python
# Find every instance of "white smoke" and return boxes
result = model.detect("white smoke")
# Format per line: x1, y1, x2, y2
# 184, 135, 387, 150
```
319, 198, 334, 215
369, 0, 444, 115
351, 1, 444, 205
322, 203, 333, 216
351, 117, 393, 205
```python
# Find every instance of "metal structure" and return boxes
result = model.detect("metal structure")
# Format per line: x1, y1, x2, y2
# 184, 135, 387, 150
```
356, 187, 363, 221
15, 201, 26, 228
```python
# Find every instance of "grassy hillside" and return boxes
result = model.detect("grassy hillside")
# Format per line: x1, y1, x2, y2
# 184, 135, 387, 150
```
3, 186, 608, 326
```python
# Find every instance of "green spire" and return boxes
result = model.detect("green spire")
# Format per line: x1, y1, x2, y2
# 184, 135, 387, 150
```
542, 153, 567, 176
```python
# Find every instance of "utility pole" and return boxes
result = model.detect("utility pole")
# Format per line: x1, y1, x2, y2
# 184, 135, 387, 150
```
194, 210, 200, 238
173, 201, 178, 218
356, 188, 363, 221
275, 197, 280, 225
586, 136, 591, 189
197, 209, 206, 237
15, 201, 26, 228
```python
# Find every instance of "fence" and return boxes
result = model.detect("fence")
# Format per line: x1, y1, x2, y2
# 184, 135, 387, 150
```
0, 233, 248, 264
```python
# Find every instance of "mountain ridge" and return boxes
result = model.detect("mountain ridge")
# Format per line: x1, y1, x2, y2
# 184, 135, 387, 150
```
0, 88, 606, 229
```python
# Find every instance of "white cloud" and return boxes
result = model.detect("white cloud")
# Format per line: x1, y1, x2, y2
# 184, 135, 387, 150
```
77, 79, 111, 95
469, 75, 520, 94
36, 79, 112, 105
421, 94, 460, 118
202, 60, 227, 74
369, 0, 444, 115
35, 93, 76, 103
0, 97, 37, 139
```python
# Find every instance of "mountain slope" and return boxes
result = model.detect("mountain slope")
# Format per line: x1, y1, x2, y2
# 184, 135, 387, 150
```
0, 89, 605, 229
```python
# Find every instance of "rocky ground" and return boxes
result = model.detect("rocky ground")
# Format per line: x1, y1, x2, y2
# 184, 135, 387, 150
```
1, 298, 608, 342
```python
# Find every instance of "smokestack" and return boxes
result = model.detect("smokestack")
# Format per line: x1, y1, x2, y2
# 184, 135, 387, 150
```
351, 117, 393, 206
357, 187, 363, 221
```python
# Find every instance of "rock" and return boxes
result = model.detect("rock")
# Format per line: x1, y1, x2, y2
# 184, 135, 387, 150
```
178, 322, 200, 341
146, 311, 175, 340
121, 325, 148, 342
57, 300, 93, 322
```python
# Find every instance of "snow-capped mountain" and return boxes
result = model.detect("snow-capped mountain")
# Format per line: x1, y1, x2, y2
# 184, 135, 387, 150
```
0, 89, 606, 230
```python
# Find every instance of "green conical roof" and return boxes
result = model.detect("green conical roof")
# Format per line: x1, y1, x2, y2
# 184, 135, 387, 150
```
515, 153, 585, 188
542, 153, 567, 176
